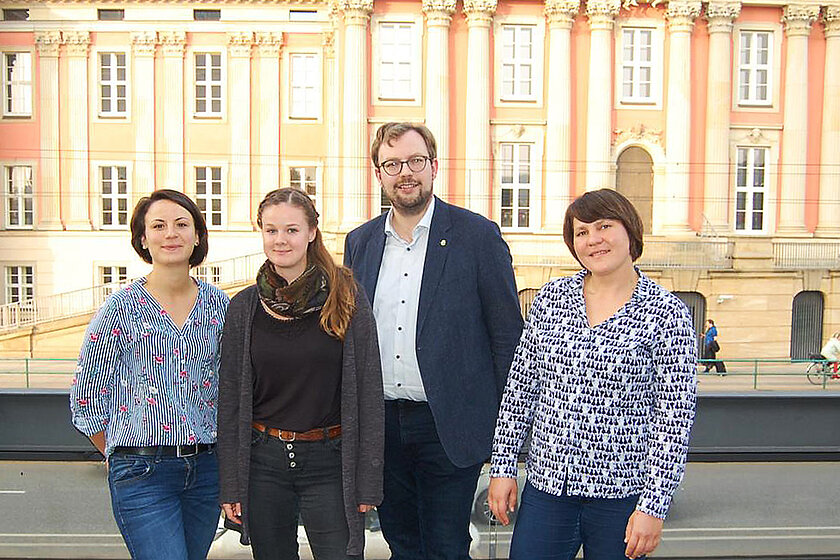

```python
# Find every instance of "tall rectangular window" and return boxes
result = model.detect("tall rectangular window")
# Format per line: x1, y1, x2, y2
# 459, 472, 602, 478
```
3, 52, 32, 117
290, 54, 319, 118
738, 31, 772, 105
195, 265, 221, 285
99, 53, 127, 116
100, 166, 128, 228
5, 265, 33, 304
378, 22, 414, 100
500, 25, 535, 100
734, 147, 767, 232
289, 166, 317, 198
196, 166, 223, 227
5, 165, 33, 228
195, 53, 222, 116
99, 265, 127, 297
499, 143, 532, 229
621, 28, 653, 102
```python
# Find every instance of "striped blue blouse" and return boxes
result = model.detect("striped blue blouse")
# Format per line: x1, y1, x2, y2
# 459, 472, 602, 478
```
70, 278, 229, 456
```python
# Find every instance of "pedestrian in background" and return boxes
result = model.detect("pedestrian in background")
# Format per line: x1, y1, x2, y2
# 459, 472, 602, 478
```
703, 319, 726, 374
489, 189, 697, 560
820, 331, 840, 377
217, 188, 383, 560
70, 189, 229, 560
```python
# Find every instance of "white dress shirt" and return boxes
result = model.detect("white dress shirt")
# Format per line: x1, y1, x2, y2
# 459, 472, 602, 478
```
373, 198, 435, 401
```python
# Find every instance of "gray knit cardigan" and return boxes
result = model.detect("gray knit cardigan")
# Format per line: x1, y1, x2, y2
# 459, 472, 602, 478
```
217, 284, 384, 556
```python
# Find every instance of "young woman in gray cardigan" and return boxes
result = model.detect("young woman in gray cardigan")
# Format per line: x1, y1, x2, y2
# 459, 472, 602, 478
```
217, 188, 384, 559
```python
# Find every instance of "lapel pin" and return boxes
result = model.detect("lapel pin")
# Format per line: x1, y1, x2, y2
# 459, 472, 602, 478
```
440, 239, 447, 247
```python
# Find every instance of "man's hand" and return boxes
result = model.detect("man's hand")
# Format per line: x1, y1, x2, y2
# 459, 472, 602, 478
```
624, 510, 663, 559
487, 477, 518, 526
222, 502, 242, 525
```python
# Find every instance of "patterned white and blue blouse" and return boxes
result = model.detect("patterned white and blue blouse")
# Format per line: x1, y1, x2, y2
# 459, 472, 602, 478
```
70, 278, 229, 456
490, 269, 697, 519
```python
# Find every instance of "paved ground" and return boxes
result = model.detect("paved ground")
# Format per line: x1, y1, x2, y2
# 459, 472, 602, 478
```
1, 461, 839, 559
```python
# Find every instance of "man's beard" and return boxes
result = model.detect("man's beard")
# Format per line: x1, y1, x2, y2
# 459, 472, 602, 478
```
388, 181, 432, 216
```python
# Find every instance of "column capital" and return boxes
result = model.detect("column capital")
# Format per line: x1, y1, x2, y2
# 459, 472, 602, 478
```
131, 31, 157, 57
586, 0, 620, 29
782, 4, 820, 36
159, 31, 186, 56
322, 30, 336, 58
824, 5, 840, 37
666, 0, 702, 32
545, 0, 580, 27
228, 31, 253, 57
255, 32, 283, 57
705, 1, 741, 33
341, 0, 373, 24
63, 30, 90, 57
423, 0, 457, 26
34, 30, 63, 57
463, 0, 497, 26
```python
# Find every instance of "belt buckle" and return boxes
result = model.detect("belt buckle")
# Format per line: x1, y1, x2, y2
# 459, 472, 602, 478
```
177, 444, 199, 458
279, 430, 296, 442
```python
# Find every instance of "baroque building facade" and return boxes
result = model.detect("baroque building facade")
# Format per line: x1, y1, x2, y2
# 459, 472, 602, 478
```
0, 0, 838, 358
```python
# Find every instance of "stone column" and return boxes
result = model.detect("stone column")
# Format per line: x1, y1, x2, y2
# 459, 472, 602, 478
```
340, 0, 373, 228
544, 0, 580, 231
34, 31, 63, 230
817, 6, 840, 235
131, 31, 157, 199
255, 32, 283, 219
662, 0, 701, 233
703, 2, 741, 230
778, 4, 819, 233
228, 32, 253, 229
463, 0, 496, 216
423, 0, 456, 199
159, 31, 185, 190
322, 26, 341, 229
63, 31, 91, 229
584, 0, 620, 191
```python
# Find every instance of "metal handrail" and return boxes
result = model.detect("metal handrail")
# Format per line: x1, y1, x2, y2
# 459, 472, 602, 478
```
773, 240, 840, 269
0, 253, 264, 333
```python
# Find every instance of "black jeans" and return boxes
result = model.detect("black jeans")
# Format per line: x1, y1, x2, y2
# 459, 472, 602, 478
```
248, 430, 354, 560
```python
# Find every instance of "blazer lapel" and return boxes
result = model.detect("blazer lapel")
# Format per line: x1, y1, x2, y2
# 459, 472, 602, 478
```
417, 197, 452, 337
361, 218, 387, 303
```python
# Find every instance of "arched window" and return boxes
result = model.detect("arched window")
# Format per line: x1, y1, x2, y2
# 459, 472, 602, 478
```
616, 146, 653, 234
673, 291, 706, 353
790, 291, 824, 359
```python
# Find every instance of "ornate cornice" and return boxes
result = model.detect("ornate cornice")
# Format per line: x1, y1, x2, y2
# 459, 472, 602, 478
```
782, 4, 820, 36
255, 31, 283, 57
545, 0, 580, 26
228, 31, 253, 57
614, 124, 663, 149
823, 5, 840, 37
586, 0, 620, 29
63, 30, 90, 57
705, 1, 741, 33
34, 30, 63, 57
131, 30, 157, 56
620, 0, 664, 9
159, 30, 186, 56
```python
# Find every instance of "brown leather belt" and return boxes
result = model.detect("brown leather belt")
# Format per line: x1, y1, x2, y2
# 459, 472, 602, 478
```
252, 421, 341, 442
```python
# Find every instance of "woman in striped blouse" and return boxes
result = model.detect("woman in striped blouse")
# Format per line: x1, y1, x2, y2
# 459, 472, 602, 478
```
70, 189, 229, 560
488, 189, 697, 560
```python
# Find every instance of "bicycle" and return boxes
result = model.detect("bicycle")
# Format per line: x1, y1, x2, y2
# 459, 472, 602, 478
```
806, 353, 839, 385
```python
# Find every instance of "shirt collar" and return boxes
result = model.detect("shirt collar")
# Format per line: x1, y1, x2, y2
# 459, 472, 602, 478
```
383, 196, 436, 240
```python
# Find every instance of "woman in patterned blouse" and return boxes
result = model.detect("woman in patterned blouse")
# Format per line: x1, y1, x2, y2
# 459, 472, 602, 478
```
488, 189, 697, 560
70, 189, 229, 560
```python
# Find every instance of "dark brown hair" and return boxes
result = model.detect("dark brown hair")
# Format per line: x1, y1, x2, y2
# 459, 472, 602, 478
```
370, 122, 437, 168
257, 188, 357, 340
130, 189, 209, 267
563, 189, 644, 266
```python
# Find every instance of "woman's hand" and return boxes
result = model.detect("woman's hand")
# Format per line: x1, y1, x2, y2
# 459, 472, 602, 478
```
624, 510, 663, 559
222, 502, 242, 525
358, 504, 375, 513
487, 477, 518, 526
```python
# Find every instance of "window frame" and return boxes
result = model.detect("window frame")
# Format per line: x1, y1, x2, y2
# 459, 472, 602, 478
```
4, 264, 34, 305
97, 51, 129, 118
732, 24, 782, 111
3, 164, 34, 230
493, 17, 545, 106
195, 264, 222, 285
371, 16, 422, 105
733, 145, 769, 234
284, 162, 323, 212
97, 164, 130, 230
193, 164, 226, 229
737, 30, 773, 107
192, 51, 225, 119
2, 50, 33, 118
498, 142, 535, 231
615, 22, 665, 108
287, 52, 322, 120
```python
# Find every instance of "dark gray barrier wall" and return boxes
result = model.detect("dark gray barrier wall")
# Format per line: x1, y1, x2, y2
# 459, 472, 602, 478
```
2, 390, 840, 460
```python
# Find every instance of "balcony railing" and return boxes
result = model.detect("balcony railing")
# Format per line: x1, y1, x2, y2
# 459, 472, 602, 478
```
773, 241, 840, 269
0, 253, 264, 333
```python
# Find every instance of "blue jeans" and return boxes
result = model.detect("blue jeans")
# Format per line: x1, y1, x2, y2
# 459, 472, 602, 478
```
108, 448, 220, 560
378, 400, 483, 560
247, 430, 354, 560
509, 482, 643, 560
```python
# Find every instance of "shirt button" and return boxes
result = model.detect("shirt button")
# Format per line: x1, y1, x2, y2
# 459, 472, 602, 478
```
396, 383, 402, 387
286, 443, 293, 450
401, 300, 405, 304
289, 452, 295, 458
396, 355, 400, 359
403, 273, 408, 277
406, 247, 411, 251
397, 327, 402, 331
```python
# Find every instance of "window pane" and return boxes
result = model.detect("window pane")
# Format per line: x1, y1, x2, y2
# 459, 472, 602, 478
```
518, 209, 529, 228
501, 209, 512, 228
501, 188, 512, 207
518, 189, 529, 207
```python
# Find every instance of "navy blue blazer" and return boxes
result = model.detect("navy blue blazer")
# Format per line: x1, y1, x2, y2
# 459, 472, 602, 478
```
344, 197, 523, 467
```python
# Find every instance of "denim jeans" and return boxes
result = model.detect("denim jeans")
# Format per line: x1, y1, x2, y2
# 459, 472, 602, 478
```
247, 430, 354, 560
378, 400, 483, 560
509, 482, 644, 560
108, 448, 220, 560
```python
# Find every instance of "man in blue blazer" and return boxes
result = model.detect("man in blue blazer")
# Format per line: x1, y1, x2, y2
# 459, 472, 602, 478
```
344, 122, 523, 559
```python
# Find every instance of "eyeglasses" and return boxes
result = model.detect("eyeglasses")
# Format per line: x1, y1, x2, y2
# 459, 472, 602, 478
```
378, 156, 432, 177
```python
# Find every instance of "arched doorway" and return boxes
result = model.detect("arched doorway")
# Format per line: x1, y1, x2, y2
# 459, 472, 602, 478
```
790, 291, 824, 360
616, 147, 653, 234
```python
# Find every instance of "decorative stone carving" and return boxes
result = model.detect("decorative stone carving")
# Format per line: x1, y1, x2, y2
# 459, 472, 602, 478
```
620, 0, 664, 9
255, 32, 283, 57
613, 124, 663, 148
463, 0, 497, 14
585, 0, 620, 24
131, 31, 157, 57
424, 0, 457, 26
823, 5, 840, 37
782, 4, 820, 35
63, 31, 90, 57
705, 2, 741, 33
666, 0, 702, 32
159, 31, 186, 56
341, 0, 373, 25
34, 31, 62, 57
747, 127, 766, 144
228, 31, 253, 57
322, 30, 336, 57
545, 0, 580, 25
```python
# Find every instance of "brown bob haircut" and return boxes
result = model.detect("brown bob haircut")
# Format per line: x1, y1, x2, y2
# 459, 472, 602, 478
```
370, 122, 437, 168
563, 188, 644, 266
130, 189, 209, 267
